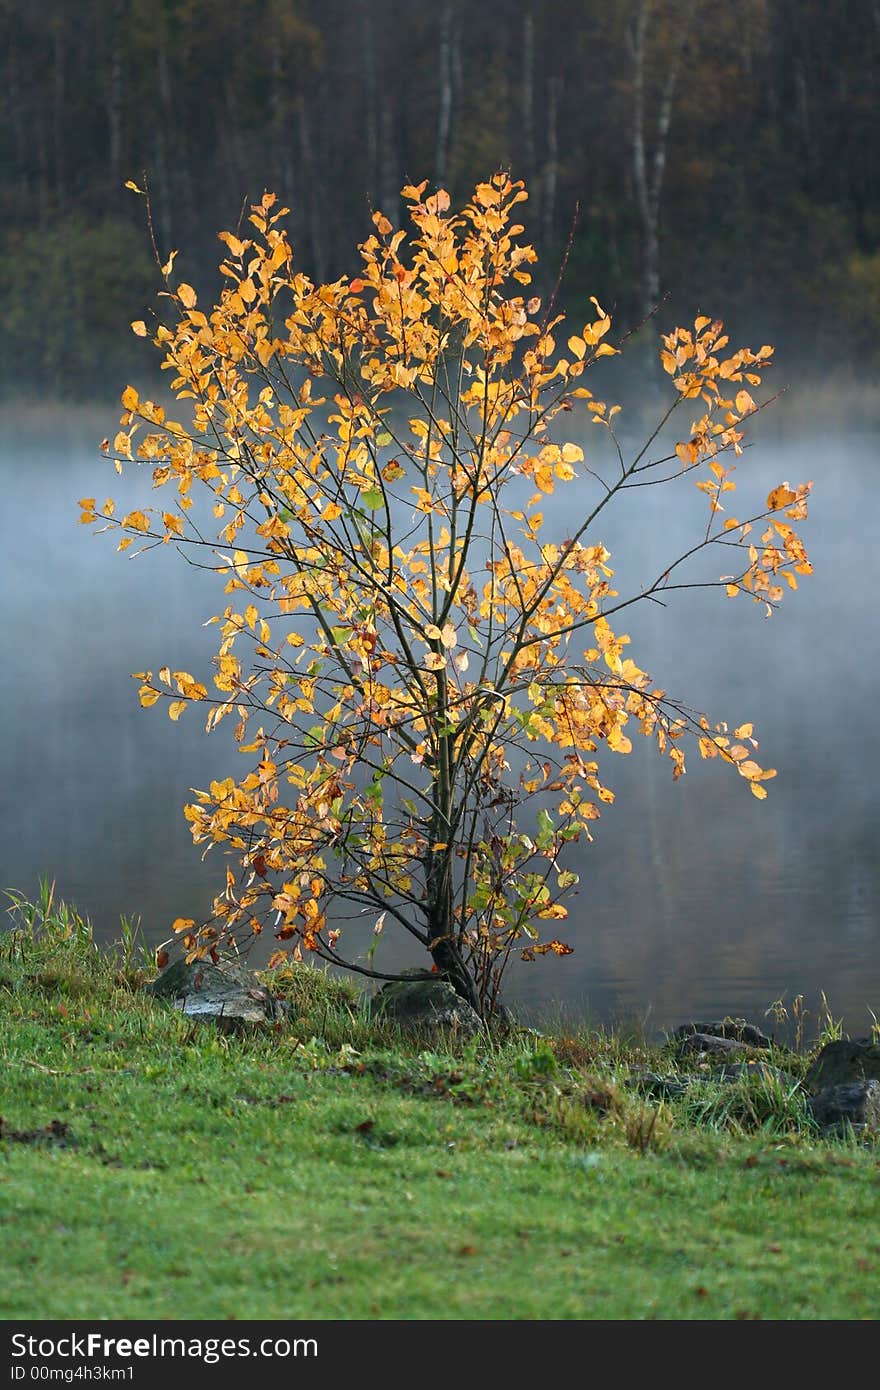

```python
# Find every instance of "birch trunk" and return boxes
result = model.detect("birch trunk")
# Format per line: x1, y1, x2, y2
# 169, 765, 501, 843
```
435, 1, 454, 182
542, 76, 562, 250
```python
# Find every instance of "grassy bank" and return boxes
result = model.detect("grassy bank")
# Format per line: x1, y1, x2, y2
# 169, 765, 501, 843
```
1, 889, 878, 1321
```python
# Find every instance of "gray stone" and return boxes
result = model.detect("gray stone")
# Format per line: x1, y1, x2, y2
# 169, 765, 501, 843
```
630, 1061, 797, 1100
674, 1020, 773, 1050
808, 1080, 880, 1136
712, 1061, 798, 1087
804, 1039, 880, 1092
629, 1070, 693, 1100
374, 977, 482, 1038
146, 957, 286, 1029
675, 1031, 759, 1062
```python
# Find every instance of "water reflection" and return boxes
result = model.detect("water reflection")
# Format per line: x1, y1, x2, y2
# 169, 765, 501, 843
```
1, 410, 877, 1036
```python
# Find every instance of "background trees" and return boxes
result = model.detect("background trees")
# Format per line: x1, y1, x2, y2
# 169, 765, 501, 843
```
0, 0, 877, 394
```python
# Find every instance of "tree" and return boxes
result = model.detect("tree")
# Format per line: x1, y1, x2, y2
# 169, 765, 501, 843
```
81, 172, 813, 1018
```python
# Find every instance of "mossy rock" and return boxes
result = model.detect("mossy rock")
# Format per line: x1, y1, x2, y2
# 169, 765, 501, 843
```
145, 957, 287, 1029
805, 1039, 880, 1092
674, 1020, 773, 1050
808, 1080, 880, 1135
374, 977, 482, 1038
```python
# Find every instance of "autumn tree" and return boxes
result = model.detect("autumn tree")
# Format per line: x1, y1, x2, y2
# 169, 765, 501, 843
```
81, 173, 813, 1017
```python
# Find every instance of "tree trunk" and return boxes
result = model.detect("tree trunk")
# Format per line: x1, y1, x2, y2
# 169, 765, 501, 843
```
435, 0, 454, 182
297, 93, 326, 283
154, 5, 174, 252
270, 34, 294, 200
629, 0, 690, 318
542, 75, 562, 251
358, 0, 380, 198
380, 102, 399, 226
51, 16, 66, 211
106, 0, 125, 189
6, 25, 28, 201
426, 848, 481, 1013
522, 9, 536, 189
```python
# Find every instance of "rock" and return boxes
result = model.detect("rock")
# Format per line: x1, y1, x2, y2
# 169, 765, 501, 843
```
808, 1080, 880, 1136
146, 957, 286, 1030
374, 977, 482, 1038
712, 1061, 798, 1087
629, 1070, 693, 1100
804, 1038, 880, 1092
674, 1020, 773, 1050
675, 1031, 759, 1062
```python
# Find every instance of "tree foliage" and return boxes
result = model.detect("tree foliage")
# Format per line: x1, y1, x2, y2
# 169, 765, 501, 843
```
82, 173, 813, 1015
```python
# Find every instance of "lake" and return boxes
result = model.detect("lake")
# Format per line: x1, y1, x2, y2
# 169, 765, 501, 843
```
2, 404, 877, 1038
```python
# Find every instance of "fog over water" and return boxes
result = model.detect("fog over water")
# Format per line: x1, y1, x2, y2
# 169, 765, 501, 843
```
2, 409, 878, 1037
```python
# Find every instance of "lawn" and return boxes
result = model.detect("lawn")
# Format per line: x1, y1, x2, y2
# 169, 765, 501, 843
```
1, 890, 878, 1321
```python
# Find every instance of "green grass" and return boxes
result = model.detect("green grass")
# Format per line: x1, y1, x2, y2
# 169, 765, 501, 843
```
1, 884, 879, 1321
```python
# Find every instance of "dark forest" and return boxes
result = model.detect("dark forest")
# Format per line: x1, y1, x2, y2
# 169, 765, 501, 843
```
1, 0, 877, 394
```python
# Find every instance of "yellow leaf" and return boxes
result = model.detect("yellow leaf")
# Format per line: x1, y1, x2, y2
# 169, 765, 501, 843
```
178, 283, 197, 309
168, 701, 187, 721
131, 320, 148, 337
124, 180, 145, 194
737, 760, 763, 780
733, 723, 753, 739
121, 385, 139, 412
535, 464, 555, 495
567, 335, 586, 360
139, 685, 161, 707
218, 232, 246, 258
735, 389, 756, 415
766, 484, 797, 511
171, 917, 195, 933
163, 512, 184, 536
561, 442, 584, 464
607, 725, 632, 754
749, 782, 768, 799
122, 510, 151, 533
424, 652, 446, 671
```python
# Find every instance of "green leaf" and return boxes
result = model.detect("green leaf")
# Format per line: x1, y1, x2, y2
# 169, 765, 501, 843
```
362, 488, 384, 510
535, 807, 555, 851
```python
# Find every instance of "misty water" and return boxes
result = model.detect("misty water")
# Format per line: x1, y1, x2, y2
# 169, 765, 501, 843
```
2, 408, 878, 1037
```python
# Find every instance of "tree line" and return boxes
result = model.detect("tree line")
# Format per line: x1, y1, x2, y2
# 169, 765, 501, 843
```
1, 0, 877, 395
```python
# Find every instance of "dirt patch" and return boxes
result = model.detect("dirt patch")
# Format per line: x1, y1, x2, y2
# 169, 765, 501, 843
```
0, 1117, 73, 1146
